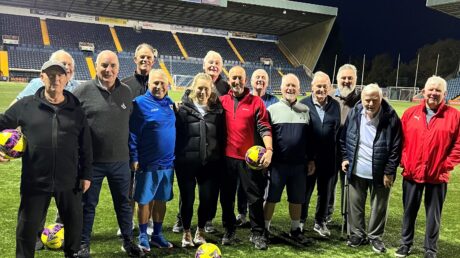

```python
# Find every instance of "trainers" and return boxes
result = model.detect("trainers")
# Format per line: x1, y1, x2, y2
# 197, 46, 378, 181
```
370, 239, 386, 253
289, 228, 314, 245
236, 214, 248, 227
325, 215, 333, 224
313, 223, 331, 237
347, 235, 368, 247
122, 239, 144, 257
137, 233, 150, 252
221, 230, 236, 245
250, 233, 268, 250
395, 244, 412, 257
193, 228, 207, 245
76, 243, 91, 258
172, 219, 183, 233
204, 220, 215, 233
299, 222, 305, 233
424, 250, 437, 258
147, 220, 153, 236
150, 234, 173, 248
181, 230, 195, 248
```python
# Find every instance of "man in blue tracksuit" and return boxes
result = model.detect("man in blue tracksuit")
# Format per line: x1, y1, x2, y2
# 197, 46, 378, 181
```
129, 69, 176, 252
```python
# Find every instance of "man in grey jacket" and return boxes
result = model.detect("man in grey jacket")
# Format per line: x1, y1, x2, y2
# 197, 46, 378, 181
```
73, 50, 143, 258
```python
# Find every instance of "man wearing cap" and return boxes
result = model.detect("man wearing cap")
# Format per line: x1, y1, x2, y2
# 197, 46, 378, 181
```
0, 60, 93, 258
10, 49, 79, 107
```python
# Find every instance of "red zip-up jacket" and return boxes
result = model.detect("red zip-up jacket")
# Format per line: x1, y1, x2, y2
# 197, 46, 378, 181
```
400, 100, 460, 184
220, 88, 271, 160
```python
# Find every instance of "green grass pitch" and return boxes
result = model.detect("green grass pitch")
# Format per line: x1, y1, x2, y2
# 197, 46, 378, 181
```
0, 82, 459, 257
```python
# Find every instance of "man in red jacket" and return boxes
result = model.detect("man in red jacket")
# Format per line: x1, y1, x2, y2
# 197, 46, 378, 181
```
395, 76, 460, 258
219, 66, 273, 250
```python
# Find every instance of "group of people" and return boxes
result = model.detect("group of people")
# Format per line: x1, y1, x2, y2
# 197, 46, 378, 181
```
0, 44, 458, 258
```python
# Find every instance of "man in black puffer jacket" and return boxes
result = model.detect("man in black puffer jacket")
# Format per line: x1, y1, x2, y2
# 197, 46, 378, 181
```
340, 84, 402, 254
0, 61, 92, 258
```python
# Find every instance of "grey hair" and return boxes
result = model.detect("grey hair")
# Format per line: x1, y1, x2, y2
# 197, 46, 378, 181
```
49, 49, 75, 68
425, 75, 447, 92
311, 71, 331, 85
203, 50, 223, 65
361, 83, 383, 99
135, 43, 156, 58
281, 73, 300, 87
148, 69, 169, 84
337, 64, 358, 79
95, 50, 119, 66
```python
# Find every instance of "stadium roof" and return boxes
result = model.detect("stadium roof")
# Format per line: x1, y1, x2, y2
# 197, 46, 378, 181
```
427, 0, 460, 19
0, 0, 337, 36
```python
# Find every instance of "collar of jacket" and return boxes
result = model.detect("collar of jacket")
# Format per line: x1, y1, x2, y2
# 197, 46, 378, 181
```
419, 99, 447, 116
95, 77, 122, 92
134, 72, 149, 86
33, 86, 79, 111
228, 87, 250, 98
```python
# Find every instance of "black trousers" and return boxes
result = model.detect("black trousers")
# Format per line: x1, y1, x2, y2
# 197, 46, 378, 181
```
236, 177, 248, 216
16, 189, 82, 258
220, 157, 267, 233
301, 170, 335, 224
400, 179, 447, 253
175, 162, 220, 230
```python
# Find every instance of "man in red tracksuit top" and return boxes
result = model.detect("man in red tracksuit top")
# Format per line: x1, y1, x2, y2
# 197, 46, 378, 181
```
219, 66, 273, 250
395, 76, 460, 258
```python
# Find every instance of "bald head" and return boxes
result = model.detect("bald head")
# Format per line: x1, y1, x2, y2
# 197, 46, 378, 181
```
228, 66, 246, 97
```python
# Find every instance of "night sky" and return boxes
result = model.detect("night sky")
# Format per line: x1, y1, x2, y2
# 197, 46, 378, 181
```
295, 0, 460, 64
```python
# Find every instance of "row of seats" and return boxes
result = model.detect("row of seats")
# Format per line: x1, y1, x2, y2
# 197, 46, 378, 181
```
447, 76, 460, 100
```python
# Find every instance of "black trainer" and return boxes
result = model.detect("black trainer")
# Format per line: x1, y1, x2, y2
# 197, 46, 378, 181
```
424, 250, 437, 258
250, 233, 268, 250
347, 235, 368, 247
76, 243, 91, 258
221, 230, 236, 245
289, 228, 313, 245
370, 239, 386, 253
395, 244, 412, 257
122, 239, 145, 257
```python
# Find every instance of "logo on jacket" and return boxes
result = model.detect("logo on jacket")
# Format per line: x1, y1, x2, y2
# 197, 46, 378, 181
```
414, 115, 420, 121
151, 108, 159, 112
121, 103, 127, 109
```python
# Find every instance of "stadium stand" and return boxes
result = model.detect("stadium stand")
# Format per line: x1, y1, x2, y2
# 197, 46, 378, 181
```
1, 13, 313, 89
47, 19, 116, 51
447, 76, 460, 100
177, 33, 238, 61
0, 13, 43, 46
116, 26, 182, 57
231, 38, 292, 67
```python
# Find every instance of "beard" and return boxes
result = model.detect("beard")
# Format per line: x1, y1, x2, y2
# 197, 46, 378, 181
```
338, 84, 355, 97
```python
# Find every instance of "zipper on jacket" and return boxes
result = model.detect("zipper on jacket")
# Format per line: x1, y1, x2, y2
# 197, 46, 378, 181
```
51, 112, 58, 192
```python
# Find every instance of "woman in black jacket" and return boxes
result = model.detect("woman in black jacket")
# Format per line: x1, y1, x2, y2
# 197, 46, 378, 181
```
175, 73, 225, 247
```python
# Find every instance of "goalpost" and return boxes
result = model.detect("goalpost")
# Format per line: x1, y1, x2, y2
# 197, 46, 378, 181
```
387, 87, 420, 101
172, 74, 194, 90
